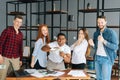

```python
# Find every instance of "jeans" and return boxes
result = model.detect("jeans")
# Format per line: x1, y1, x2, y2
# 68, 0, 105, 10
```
95, 55, 112, 80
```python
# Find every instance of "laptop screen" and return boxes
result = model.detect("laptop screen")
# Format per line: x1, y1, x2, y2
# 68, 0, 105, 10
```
9, 61, 30, 77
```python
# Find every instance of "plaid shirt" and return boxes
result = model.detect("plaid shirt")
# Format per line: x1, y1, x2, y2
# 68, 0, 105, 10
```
0, 26, 23, 61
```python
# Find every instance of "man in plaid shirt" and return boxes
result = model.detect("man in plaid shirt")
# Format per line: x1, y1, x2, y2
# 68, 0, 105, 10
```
0, 15, 23, 80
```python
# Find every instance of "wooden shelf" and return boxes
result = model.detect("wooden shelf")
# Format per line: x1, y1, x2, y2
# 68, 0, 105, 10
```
100, 8, 120, 12
7, 0, 44, 4
31, 10, 67, 15
20, 26, 39, 30
31, 12, 45, 15
8, 11, 26, 15
79, 8, 120, 13
46, 10, 67, 14
78, 9, 97, 13
108, 26, 120, 28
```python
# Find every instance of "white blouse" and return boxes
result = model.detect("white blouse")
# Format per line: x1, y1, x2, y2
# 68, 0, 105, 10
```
71, 39, 88, 64
32, 37, 47, 67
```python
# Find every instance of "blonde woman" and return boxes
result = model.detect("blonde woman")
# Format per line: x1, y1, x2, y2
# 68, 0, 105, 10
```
71, 28, 90, 69
31, 24, 50, 69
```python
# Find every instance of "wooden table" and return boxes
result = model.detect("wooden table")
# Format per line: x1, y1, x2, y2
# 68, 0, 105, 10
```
6, 69, 91, 80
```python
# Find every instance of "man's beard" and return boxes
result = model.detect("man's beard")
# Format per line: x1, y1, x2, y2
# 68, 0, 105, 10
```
99, 26, 105, 31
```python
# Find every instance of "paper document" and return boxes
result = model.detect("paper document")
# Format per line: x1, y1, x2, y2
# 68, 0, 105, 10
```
23, 46, 30, 57
46, 71, 65, 76
25, 69, 44, 78
24, 69, 65, 78
31, 71, 44, 78
24, 69, 37, 74
88, 73, 96, 78
68, 70, 86, 77
86, 70, 96, 79
0, 64, 6, 69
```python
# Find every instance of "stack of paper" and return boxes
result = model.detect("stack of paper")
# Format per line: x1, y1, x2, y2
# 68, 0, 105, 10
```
86, 69, 96, 79
24, 69, 65, 78
68, 70, 86, 77
46, 71, 65, 76
0, 64, 6, 69
24, 69, 37, 74
31, 71, 44, 78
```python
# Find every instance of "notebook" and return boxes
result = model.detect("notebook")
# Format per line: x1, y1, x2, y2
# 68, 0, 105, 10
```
9, 61, 30, 77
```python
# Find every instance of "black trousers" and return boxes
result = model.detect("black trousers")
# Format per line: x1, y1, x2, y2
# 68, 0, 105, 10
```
34, 60, 46, 69
72, 63, 86, 69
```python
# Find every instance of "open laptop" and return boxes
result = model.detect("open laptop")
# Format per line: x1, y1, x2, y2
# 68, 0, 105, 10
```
9, 61, 30, 77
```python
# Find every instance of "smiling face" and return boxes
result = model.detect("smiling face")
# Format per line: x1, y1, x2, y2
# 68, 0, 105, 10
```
13, 18, 23, 29
78, 30, 85, 40
41, 26, 49, 37
97, 18, 107, 31
57, 35, 66, 46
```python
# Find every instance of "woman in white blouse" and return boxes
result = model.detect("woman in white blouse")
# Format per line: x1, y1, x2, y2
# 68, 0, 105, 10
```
71, 28, 90, 69
30, 24, 50, 69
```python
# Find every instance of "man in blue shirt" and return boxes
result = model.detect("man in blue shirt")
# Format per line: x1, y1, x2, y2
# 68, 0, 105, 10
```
89, 15, 118, 80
